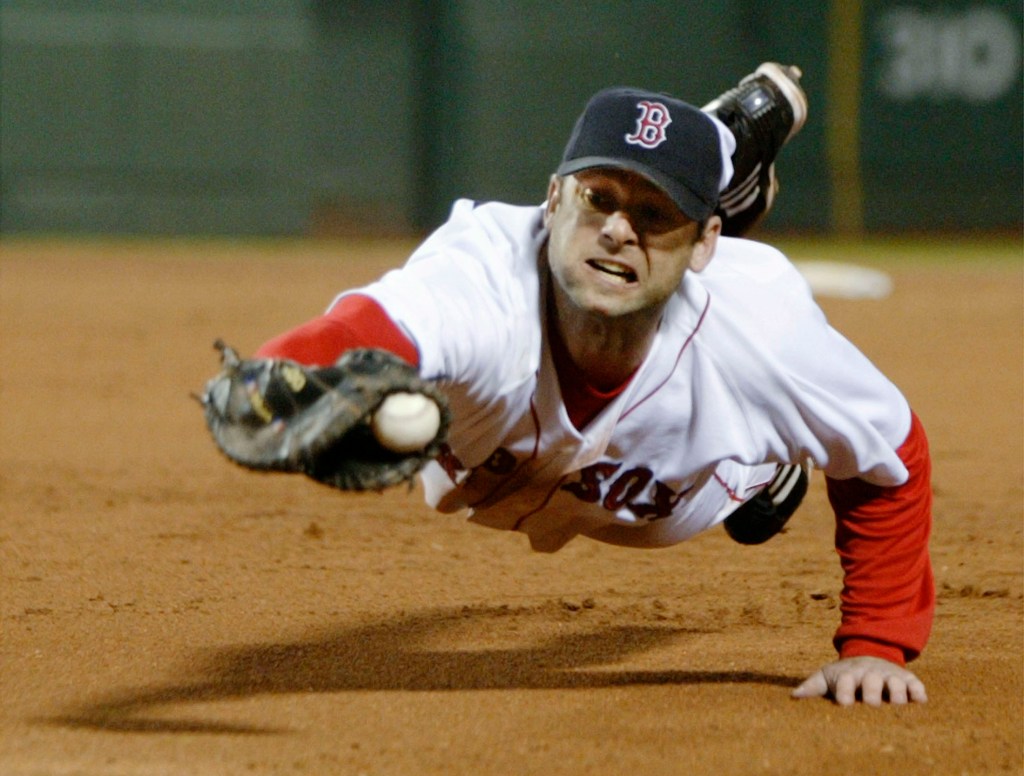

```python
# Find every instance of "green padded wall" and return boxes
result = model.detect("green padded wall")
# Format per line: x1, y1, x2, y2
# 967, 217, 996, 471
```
1, 1, 1020, 235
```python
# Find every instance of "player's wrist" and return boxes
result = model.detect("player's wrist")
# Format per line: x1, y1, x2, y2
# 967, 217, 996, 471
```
837, 637, 907, 666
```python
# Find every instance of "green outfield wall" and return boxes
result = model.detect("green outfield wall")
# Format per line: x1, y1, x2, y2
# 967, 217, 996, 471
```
1, 1, 1020, 235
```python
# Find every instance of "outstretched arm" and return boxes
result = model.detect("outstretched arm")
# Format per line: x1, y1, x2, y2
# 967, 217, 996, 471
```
256, 294, 419, 367
794, 412, 934, 705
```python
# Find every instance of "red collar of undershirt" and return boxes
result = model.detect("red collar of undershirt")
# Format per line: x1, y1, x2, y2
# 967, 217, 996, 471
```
548, 319, 637, 431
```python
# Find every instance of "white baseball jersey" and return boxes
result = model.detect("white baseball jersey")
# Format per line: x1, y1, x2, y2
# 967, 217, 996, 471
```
335, 199, 912, 553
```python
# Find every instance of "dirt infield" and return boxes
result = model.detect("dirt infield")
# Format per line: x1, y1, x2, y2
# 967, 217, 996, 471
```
1, 237, 1021, 776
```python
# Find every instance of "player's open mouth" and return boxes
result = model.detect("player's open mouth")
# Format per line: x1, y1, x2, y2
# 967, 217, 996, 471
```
587, 258, 638, 283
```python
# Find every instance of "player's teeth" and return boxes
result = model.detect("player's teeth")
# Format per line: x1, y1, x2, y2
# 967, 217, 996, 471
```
590, 259, 635, 279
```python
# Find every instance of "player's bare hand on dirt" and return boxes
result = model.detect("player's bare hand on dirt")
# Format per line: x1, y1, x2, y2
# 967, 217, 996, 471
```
792, 656, 927, 706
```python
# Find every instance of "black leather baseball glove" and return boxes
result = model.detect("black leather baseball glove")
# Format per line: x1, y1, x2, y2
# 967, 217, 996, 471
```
199, 340, 450, 491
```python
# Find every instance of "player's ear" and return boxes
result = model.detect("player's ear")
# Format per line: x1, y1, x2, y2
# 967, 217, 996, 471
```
688, 215, 721, 273
543, 175, 562, 227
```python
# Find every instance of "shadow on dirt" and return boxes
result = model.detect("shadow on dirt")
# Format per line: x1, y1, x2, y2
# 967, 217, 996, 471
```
47, 604, 797, 734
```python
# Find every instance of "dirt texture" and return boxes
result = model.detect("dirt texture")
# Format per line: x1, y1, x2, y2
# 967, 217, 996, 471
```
1, 237, 1021, 776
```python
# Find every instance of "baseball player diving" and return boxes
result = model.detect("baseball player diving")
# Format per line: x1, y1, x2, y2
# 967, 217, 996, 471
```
201, 63, 933, 707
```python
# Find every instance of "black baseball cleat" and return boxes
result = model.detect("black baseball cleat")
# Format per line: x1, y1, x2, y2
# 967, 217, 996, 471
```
703, 62, 809, 236
723, 461, 810, 545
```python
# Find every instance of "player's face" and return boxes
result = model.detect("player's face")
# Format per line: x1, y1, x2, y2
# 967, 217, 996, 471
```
543, 170, 720, 321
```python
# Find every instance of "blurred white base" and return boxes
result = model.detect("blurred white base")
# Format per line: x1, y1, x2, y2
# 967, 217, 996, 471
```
793, 261, 894, 300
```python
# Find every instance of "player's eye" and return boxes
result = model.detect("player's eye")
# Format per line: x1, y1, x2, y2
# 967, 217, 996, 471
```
636, 206, 672, 231
633, 203, 686, 234
580, 186, 615, 213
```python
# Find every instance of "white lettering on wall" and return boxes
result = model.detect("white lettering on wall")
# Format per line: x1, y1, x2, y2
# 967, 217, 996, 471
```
878, 6, 1021, 102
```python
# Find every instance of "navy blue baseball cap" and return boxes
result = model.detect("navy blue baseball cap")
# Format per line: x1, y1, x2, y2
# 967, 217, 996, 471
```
557, 87, 726, 222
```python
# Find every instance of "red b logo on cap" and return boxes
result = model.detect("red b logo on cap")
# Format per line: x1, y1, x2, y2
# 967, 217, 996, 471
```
625, 100, 672, 148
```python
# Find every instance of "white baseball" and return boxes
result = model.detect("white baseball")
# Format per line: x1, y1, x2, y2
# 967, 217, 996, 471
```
371, 392, 441, 453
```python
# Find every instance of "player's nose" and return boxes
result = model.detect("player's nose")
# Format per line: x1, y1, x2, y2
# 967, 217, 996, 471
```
600, 211, 639, 249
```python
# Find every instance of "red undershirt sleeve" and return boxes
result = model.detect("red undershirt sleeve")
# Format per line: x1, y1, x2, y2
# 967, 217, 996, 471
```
254, 294, 419, 368
826, 411, 935, 665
